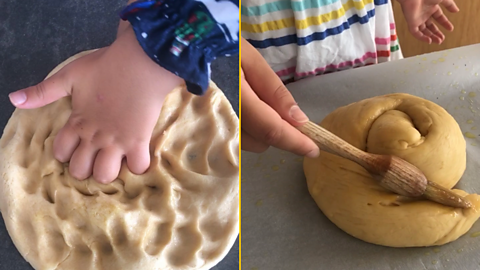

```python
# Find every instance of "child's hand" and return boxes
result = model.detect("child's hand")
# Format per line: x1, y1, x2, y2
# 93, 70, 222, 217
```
398, 0, 459, 44
8, 27, 182, 183
241, 39, 319, 158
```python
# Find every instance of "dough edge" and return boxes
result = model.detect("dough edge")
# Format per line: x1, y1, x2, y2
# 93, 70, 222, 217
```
304, 93, 480, 247
0, 50, 239, 270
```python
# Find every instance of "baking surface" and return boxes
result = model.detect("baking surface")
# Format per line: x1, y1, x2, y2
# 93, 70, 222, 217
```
241, 44, 480, 270
0, 1, 238, 269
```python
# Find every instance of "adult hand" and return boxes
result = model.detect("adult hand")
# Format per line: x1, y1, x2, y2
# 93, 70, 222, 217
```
241, 38, 319, 158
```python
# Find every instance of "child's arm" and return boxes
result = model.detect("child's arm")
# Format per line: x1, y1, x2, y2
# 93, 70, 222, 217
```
117, 0, 138, 35
8, 0, 238, 183
120, 0, 239, 95
241, 38, 319, 158
9, 26, 181, 183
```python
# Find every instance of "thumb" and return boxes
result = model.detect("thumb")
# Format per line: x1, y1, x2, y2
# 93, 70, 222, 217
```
241, 39, 308, 127
9, 72, 71, 109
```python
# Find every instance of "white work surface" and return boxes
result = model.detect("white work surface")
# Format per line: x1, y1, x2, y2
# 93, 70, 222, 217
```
241, 44, 480, 270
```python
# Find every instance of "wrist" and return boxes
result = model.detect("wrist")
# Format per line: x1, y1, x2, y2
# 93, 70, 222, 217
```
117, 0, 140, 37
117, 21, 130, 38
119, 0, 239, 95
114, 27, 183, 95
116, 2, 183, 93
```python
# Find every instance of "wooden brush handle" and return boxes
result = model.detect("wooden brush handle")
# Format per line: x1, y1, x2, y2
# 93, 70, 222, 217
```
297, 121, 471, 208
297, 121, 425, 196
297, 121, 370, 167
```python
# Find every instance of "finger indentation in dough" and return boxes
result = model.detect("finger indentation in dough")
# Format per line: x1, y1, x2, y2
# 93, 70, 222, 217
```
144, 222, 173, 256
0, 51, 239, 270
167, 223, 203, 267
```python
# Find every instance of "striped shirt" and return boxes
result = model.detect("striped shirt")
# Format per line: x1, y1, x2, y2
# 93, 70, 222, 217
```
241, 0, 402, 82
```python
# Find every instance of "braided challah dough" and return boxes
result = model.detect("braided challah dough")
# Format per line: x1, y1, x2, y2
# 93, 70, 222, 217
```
0, 51, 239, 269
304, 94, 480, 247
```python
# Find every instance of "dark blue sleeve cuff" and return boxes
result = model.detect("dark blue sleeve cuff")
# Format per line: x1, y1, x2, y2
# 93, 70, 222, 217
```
120, 0, 239, 95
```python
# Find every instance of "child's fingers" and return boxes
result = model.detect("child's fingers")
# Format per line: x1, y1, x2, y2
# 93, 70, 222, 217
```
242, 80, 319, 158
53, 124, 81, 163
432, 8, 454, 31
422, 26, 442, 44
420, 26, 435, 39
410, 26, 432, 44
9, 72, 71, 109
68, 141, 99, 181
429, 34, 443, 45
442, 0, 459, 13
427, 21, 445, 43
241, 129, 269, 153
93, 147, 124, 184
125, 142, 150, 175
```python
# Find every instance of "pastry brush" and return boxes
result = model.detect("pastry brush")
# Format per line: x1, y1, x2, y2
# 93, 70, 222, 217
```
297, 121, 471, 209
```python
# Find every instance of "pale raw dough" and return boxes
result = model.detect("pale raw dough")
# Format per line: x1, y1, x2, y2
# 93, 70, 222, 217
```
304, 94, 480, 247
0, 50, 239, 269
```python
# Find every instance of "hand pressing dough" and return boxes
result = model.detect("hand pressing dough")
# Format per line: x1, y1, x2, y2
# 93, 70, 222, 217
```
0, 50, 239, 269
304, 94, 480, 247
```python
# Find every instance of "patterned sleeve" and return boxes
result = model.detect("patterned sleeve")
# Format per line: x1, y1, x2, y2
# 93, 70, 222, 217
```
120, 0, 239, 95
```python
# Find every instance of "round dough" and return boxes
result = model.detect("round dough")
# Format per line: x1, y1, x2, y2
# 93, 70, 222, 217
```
0, 51, 239, 269
304, 94, 480, 247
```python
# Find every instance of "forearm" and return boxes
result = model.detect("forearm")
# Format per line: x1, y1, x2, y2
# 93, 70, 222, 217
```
116, 0, 239, 95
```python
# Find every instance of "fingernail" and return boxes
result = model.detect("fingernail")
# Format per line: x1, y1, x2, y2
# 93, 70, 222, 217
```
306, 148, 320, 158
9, 91, 27, 106
289, 105, 309, 123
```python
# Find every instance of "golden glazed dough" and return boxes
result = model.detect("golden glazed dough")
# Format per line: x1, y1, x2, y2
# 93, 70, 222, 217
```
0, 51, 239, 269
304, 94, 480, 247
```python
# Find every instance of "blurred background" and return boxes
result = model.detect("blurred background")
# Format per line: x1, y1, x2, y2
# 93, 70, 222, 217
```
392, 0, 480, 57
